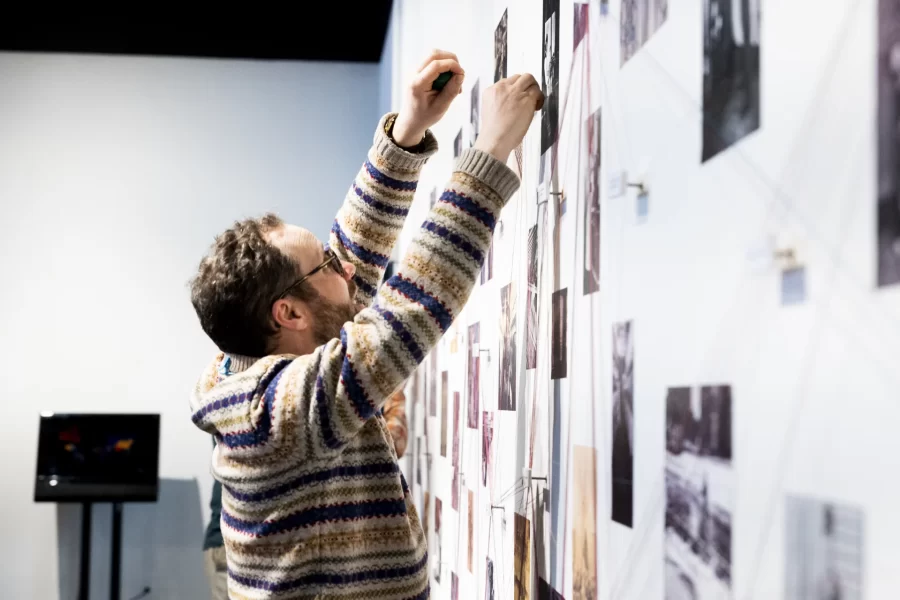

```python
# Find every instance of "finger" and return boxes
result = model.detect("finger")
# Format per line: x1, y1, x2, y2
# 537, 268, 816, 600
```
513, 73, 539, 92
417, 49, 461, 73
530, 88, 546, 111
503, 74, 522, 87
447, 72, 465, 96
412, 59, 465, 91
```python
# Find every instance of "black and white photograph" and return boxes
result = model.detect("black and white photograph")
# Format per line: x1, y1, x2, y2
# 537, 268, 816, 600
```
499, 283, 517, 411
470, 79, 480, 147
495, 9, 508, 83
878, 0, 900, 287
620, 0, 669, 66
482, 411, 493, 487
584, 108, 601, 296
486, 557, 495, 600
702, 0, 761, 162
785, 496, 864, 600
574, 2, 590, 50
468, 323, 480, 424
611, 321, 634, 528
526, 225, 539, 369
481, 235, 494, 284
454, 128, 463, 159
542, 0, 560, 154
665, 385, 733, 599
551, 288, 568, 379
430, 187, 438, 209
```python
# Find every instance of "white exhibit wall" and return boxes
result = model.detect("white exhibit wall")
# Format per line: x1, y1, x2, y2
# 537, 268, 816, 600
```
0, 52, 379, 599
390, 0, 900, 599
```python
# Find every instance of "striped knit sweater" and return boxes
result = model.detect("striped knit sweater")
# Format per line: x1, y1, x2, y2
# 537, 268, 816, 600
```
190, 113, 520, 600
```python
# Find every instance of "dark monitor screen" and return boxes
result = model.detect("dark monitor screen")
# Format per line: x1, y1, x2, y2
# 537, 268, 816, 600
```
34, 413, 160, 502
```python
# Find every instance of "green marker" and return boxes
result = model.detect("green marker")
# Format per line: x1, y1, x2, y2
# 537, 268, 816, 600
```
432, 71, 453, 91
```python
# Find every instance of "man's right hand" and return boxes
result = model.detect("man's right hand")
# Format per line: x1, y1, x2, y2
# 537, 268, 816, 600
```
474, 74, 545, 163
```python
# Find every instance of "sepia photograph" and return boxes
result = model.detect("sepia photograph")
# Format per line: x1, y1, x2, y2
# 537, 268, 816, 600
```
454, 128, 463, 159
574, 2, 590, 50
611, 320, 634, 528
665, 385, 733, 600
470, 79, 480, 147
514, 513, 532, 600
468, 489, 474, 572
785, 496, 864, 600
486, 557, 495, 600
573, 446, 598, 600
584, 108, 601, 296
527, 225, 539, 369
878, 0, 900, 287
620, 0, 669, 66
434, 497, 443, 583
423, 491, 431, 541
440, 371, 448, 458
468, 323, 481, 424
542, 0, 560, 154
702, 0, 761, 162
495, 9, 508, 83
499, 283, 518, 410
551, 289, 568, 379
482, 411, 494, 487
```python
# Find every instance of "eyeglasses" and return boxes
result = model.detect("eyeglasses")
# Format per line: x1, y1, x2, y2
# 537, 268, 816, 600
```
277, 247, 344, 300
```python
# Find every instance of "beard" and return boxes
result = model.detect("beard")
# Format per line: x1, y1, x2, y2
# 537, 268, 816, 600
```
309, 288, 360, 347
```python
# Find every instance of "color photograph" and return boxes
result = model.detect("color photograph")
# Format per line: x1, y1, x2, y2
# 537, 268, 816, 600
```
434, 497, 443, 584
785, 496, 864, 600
499, 283, 518, 411
468, 323, 480, 425
611, 320, 634, 528
440, 372, 448, 458
526, 225, 539, 369
584, 108, 601, 296
451, 572, 458, 600
878, 0, 900, 287
573, 446, 598, 600
620, 0, 668, 66
551, 289, 568, 379
702, 0, 761, 162
482, 411, 493, 487
542, 0, 560, 154
665, 385, 733, 599
495, 9, 508, 83
514, 513, 532, 600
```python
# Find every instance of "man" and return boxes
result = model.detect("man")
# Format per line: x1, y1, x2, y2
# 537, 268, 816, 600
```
188, 49, 543, 599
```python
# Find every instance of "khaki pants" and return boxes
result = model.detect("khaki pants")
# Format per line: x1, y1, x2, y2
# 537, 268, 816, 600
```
203, 546, 228, 600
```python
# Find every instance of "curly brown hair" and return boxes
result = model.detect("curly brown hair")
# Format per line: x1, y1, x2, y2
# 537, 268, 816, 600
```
190, 213, 317, 357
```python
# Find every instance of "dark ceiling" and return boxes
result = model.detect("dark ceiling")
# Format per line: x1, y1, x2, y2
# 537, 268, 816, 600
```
0, 4, 394, 63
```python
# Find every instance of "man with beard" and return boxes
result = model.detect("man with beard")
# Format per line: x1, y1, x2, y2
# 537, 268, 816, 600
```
188, 49, 543, 599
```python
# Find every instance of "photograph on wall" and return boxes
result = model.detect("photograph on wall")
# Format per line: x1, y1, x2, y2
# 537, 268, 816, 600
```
878, 0, 900, 287
584, 108, 601, 296
611, 320, 634, 528
468, 489, 474, 572
483, 411, 494, 487
551, 289, 568, 379
486, 557, 495, 600
526, 225, 539, 369
434, 497, 443, 583
573, 446, 598, 600
514, 513, 532, 600
440, 372, 448, 458
665, 385, 733, 599
481, 236, 495, 284
499, 283, 518, 411
468, 323, 481, 425
620, 0, 669, 66
538, 578, 565, 600
495, 9, 508, 83
454, 128, 463, 159
701, 0, 761, 162
541, 0, 560, 154
470, 79, 480, 147
452, 392, 461, 510
785, 496, 864, 600
416, 438, 423, 485
430, 187, 438, 209
574, 2, 590, 50
451, 572, 459, 600
429, 351, 438, 417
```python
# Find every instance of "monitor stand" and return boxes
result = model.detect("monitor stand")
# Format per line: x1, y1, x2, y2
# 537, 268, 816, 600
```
78, 502, 124, 600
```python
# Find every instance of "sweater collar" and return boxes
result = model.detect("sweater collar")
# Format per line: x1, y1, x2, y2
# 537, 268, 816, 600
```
219, 353, 259, 377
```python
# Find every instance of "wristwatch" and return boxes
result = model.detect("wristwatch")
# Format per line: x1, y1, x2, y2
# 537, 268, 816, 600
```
385, 114, 428, 152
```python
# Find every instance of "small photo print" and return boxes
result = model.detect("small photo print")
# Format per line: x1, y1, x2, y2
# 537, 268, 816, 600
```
486, 557, 495, 600
702, 0, 761, 162
877, 0, 900, 287
665, 385, 733, 599
551, 289, 568, 379
583, 108, 601, 296
468, 489, 474, 572
527, 225, 539, 369
785, 496, 864, 600
434, 497, 443, 583
451, 571, 459, 600
429, 350, 438, 417
440, 371, 448, 458
620, 0, 669, 66
468, 323, 481, 425
499, 283, 518, 411
574, 2, 590, 50
514, 513, 532, 600
470, 79, 480, 148
781, 266, 806, 305
430, 187, 438, 209
573, 446, 598, 600
454, 128, 463, 159
495, 9, 508, 83
452, 392, 461, 510
611, 321, 634, 528
482, 411, 494, 487
481, 235, 495, 284
542, 0, 561, 154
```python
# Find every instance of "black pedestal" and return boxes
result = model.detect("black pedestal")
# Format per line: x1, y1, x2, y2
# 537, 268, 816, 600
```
77, 502, 125, 600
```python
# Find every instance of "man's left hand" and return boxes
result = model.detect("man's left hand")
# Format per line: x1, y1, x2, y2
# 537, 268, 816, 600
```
392, 49, 465, 148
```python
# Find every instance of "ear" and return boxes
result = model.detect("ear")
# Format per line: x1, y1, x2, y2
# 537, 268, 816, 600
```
271, 297, 310, 332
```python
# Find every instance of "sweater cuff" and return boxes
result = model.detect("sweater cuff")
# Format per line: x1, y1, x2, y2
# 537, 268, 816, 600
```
455, 148, 521, 204
373, 113, 439, 172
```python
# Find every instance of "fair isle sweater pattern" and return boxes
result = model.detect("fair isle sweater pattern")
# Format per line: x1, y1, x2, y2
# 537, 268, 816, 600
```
190, 113, 519, 600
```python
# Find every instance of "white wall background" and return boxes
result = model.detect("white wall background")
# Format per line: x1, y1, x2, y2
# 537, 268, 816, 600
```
0, 52, 380, 599
390, 0, 900, 599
